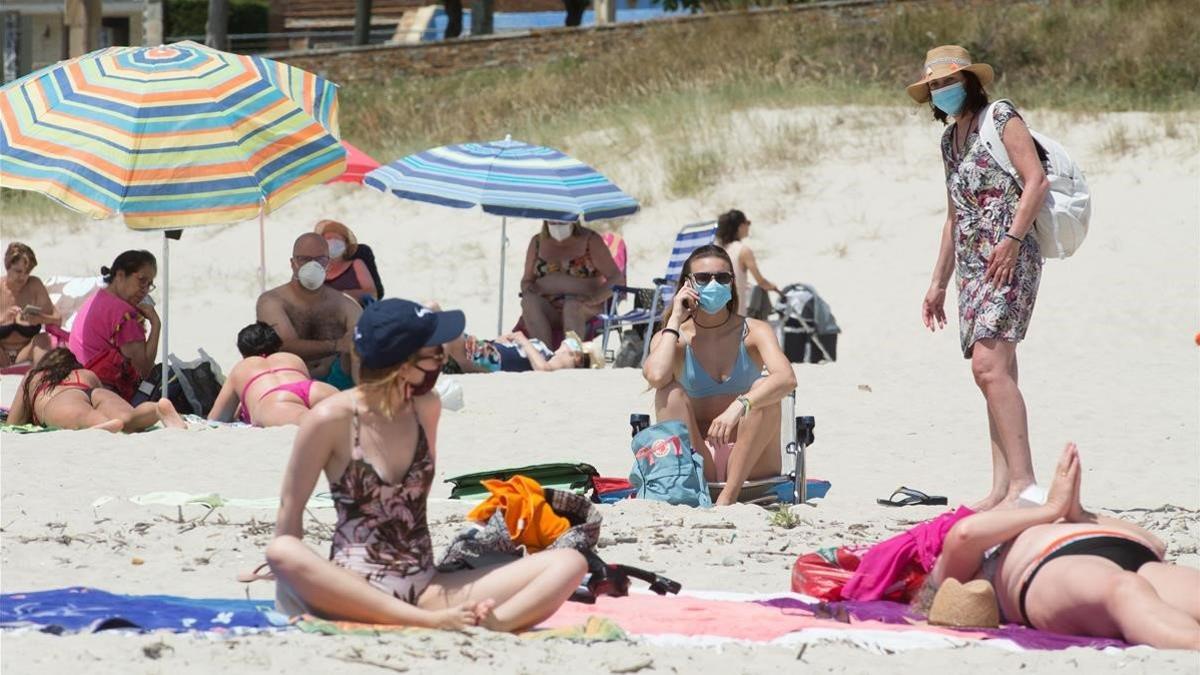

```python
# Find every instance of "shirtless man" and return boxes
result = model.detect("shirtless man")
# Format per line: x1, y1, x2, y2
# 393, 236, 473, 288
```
256, 233, 362, 390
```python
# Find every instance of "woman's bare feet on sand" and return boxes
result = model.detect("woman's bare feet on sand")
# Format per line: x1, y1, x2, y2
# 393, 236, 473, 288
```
157, 399, 187, 429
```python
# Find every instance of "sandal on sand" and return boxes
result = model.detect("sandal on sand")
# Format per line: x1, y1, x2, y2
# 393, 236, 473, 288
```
877, 486, 948, 507
237, 561, 275, 583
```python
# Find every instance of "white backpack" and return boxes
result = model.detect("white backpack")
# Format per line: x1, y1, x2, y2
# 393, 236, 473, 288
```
978, 99, 1092, 259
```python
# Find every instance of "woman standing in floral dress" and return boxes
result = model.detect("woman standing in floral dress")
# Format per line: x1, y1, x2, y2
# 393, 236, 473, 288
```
911, 46, 1051, 510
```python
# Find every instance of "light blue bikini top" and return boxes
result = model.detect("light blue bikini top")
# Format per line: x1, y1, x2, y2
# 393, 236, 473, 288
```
680, 321, 763, 399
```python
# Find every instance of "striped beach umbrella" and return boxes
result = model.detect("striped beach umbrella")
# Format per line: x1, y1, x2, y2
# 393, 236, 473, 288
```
365, 136, 639, 332
0, 41, 345, 228
1, 41, 345, 397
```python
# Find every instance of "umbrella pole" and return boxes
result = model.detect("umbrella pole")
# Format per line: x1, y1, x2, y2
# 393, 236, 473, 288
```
161, 231, 170, 399
497, 217, 507, 336
258, 209, 267, 294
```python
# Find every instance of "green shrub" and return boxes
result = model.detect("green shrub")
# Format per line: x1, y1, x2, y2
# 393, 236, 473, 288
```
165, 0, 269, 38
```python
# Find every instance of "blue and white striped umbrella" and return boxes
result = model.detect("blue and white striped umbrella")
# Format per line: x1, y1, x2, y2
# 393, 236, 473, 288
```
365, 136, 639, 333
363, 136, 640, 222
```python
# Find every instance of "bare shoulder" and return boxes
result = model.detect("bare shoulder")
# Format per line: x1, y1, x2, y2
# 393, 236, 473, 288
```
306, 389, 356, 425
413, 391, 441, 424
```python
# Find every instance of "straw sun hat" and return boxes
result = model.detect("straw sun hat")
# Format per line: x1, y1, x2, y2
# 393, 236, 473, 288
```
906, 45, 995, 104
314, 219, 359, 258
927, 578, 1001, 628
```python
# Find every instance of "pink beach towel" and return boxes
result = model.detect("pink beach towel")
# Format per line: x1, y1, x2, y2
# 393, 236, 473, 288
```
842, 505, 975, 602
538, 593, 983, 642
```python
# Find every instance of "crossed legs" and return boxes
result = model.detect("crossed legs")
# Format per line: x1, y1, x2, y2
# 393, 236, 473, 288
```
266, 535, 585, 632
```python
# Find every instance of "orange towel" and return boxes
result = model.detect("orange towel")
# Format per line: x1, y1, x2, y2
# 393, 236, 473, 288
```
466, 475, 570, 552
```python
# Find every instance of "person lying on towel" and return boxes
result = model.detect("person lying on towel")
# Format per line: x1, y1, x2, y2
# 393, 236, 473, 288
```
7, 347, 185, 432
209, 322, 339, 427
641, 244, 797, 505
264, 299, 587, 630
913, 443, 1200, 649
444, 330, 603, 373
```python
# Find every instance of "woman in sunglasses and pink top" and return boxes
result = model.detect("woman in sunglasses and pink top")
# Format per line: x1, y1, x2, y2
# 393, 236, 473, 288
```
642, 244, 796, 505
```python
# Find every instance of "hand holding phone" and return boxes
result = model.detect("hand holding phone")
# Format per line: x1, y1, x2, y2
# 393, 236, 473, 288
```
21, 304, 42, 317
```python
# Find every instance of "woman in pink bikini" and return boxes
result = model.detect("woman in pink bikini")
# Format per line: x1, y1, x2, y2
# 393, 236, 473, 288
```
209, 322, 339, 427
265, 299, 586, 630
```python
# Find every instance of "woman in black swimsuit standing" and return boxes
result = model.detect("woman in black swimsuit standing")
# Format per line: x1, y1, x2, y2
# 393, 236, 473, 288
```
1, 243, 58, 367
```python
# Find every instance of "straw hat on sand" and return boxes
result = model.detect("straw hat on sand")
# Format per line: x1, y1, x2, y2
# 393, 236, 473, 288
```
906, 45, 995, 103
927, 578, 1001, 628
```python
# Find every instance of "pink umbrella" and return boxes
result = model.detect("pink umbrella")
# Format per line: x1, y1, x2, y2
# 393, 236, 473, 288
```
327, 141, 381, 184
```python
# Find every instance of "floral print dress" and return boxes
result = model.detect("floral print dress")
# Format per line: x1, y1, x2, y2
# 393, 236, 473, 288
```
942, 100, 1044, 358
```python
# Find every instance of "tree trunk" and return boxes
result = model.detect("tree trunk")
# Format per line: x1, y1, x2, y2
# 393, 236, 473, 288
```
471, 0, 494, 36
353, 0, 373, 46
206, 0, 229, 51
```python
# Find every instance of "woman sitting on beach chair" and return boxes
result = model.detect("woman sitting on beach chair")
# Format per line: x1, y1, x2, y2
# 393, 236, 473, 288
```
265, 299, 587, 630
519, 221, 624, 347
1, 243, 59, 368
642, 245, 797, 506
916, 443, 1200, 649
444, 330, 603, 373
208, 322, 339, 427
316, 220, 378, 304
7, 348, 185, 432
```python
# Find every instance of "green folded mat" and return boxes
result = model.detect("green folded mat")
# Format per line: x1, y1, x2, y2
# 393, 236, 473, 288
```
444, 462, 599, 500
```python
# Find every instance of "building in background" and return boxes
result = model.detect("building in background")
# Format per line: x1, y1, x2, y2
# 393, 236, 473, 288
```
2, 0, 162, 83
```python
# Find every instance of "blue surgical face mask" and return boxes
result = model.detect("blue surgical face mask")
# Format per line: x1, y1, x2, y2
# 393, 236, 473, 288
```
931, 81, 966, 117
697, 279, 732, 314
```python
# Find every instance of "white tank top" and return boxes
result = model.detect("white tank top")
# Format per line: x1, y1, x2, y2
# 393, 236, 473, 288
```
723, 240, 751, 315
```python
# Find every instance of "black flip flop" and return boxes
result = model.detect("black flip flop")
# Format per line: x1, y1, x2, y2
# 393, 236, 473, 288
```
876, 486, 948, 507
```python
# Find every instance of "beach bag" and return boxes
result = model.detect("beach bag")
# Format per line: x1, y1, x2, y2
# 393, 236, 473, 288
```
84, 312, 140, 400
979, 99, 1091, 259
134, 351, 224, 416
629, 420, 711, 507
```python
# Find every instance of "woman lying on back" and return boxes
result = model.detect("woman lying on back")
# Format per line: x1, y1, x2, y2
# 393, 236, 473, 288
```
8, 348, 185, 432
209, 322, 339, 427
917, 443, 1199, 649
265, 299, 587, 630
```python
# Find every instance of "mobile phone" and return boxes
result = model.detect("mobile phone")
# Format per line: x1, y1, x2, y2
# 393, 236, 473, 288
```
140, 295, 155, 307
21, 304, 41, 316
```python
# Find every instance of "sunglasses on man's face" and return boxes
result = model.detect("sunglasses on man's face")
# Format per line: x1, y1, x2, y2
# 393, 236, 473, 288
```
690, 272, 734, 285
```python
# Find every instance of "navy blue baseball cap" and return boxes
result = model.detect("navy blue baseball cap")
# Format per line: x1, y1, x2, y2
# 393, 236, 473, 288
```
354, 299, 465, 370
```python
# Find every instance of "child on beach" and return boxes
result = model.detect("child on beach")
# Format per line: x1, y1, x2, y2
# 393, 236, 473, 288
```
7, 347, 185, 432
265, 299, 586, 630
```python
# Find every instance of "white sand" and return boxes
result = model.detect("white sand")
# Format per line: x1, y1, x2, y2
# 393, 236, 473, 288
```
2, 106, 1198, 672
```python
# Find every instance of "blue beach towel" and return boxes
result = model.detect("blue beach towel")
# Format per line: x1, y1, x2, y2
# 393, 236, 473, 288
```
0, 587, 284, 634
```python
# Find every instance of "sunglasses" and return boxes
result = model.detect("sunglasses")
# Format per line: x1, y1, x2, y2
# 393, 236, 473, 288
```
690, 272, 734, 285
414, 346, 446, 366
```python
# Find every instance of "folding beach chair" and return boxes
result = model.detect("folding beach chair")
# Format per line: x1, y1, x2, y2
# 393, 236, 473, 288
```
630, 392, 818, 506
598, 220, 717, 365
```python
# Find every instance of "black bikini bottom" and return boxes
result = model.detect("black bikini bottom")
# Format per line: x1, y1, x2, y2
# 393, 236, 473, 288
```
1019, 535, 1158, 627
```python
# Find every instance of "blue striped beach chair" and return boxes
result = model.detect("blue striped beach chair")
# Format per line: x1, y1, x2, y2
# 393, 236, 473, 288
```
598, 220, 717, 365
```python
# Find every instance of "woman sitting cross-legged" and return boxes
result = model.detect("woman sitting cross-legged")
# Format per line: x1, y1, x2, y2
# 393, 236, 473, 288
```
208, 322, 339, 427
641, 244, 797, 505
265, 299, 587, 630
7, 347, 185, 432
916, 443, 1200, 650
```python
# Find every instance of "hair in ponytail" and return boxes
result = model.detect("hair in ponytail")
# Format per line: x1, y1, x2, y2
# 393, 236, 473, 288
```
101, 250, 156, 284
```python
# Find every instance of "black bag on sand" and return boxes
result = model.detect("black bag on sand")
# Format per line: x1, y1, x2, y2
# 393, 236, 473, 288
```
131, 351, 224, 416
